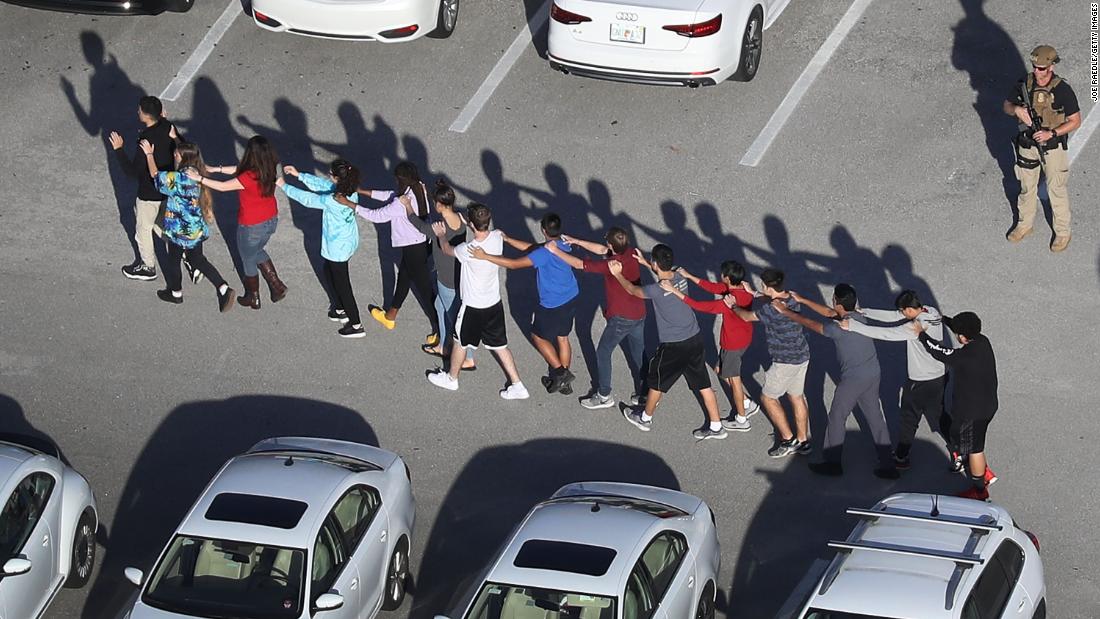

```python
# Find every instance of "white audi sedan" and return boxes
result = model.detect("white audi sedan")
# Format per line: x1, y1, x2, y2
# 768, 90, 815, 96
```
0, 434, 98, 619
123, 437, 416, 619
547, 0, 790, 86
439, 482, 721, 619
251, 0, 458, 41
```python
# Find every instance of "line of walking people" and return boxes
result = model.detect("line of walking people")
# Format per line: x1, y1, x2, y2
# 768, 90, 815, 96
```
108, 94, 1001, 501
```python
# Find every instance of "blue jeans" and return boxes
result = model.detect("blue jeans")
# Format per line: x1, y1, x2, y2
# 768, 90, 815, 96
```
595, 316, 645, 397
237, 217, 278, 277
436, 282, 473, 359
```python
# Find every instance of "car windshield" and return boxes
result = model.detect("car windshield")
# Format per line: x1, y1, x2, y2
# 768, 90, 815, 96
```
143, 535, 305, 619
465, 582, 616, 619
803, 610, 904, 619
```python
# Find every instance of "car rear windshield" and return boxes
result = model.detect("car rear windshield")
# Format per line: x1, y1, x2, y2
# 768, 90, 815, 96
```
143, 535, 305, 619
205, 493, 309, 529
514, 539, 617, 576
465, 582, 615, 619
545, 495, 687, 518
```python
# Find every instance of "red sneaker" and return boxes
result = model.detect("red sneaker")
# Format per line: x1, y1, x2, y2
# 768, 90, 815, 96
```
983, 467, 998, 487
957, 486, 990, 501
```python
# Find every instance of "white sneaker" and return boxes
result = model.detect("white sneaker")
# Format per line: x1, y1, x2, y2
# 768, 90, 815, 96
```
500, 382, 530, 400
427, 370, 458, 391
743, 398, 760, 418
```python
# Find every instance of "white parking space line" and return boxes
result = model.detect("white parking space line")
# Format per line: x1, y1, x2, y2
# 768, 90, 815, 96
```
1068, 106, 1099, 166
448, 0, 551, 133
739, 0, 875, 167
160, 0, 242, 102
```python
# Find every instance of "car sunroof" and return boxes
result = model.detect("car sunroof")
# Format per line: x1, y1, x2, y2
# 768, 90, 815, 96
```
205, 492, 309, 529
514, 540, 617, 576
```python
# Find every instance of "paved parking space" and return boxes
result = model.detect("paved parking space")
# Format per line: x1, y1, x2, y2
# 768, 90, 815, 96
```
1, 0, 1099, 616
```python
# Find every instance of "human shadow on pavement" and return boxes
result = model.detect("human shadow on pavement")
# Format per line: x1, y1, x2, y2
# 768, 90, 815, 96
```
0, 394, 70, 466
951, 0, 1026, 211
79, 396, 378, 619
60, 31, 148, 267
723, 435, 964, 618
409, 439, 680, 619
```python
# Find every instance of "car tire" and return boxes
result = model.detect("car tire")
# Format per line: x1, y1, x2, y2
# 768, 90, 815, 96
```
64, 510, 96, 589
381, 538, 410, 611
427, 0, 459, 38
732, 7, 763, 82
695, 582, 716, 619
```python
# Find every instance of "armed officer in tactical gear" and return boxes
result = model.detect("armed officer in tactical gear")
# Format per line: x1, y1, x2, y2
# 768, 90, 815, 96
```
1003, 45, 1081, 253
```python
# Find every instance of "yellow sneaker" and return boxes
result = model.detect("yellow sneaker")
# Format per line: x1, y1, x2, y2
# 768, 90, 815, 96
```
1050, 234, 1071, 253
370, 306, 396, 329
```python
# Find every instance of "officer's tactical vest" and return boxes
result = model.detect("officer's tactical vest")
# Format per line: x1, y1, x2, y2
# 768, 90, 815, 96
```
1026, 73, 1065, 129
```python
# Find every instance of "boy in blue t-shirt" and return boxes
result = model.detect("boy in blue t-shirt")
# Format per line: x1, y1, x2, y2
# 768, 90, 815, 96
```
469, 213, 579, 394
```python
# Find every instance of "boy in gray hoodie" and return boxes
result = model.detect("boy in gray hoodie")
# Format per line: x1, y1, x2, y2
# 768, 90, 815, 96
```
841, 290, 949, 469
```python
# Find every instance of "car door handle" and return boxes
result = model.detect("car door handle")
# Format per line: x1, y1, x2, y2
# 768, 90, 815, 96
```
380, 530, 387, 543
42, 535, 50, 547
350, 578, 359, 591
1018, 598, 1026, 612
687, 576, 694, 589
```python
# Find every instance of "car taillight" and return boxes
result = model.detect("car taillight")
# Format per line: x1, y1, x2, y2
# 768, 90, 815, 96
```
379, 24, 419, 38
663, 14, 721, 37
253, 10, 281, 26
1025, 530, 1040, 552
551, 3, 591, 24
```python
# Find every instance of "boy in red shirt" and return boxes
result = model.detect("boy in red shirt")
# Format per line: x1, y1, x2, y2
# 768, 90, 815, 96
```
664, 261, 760, 431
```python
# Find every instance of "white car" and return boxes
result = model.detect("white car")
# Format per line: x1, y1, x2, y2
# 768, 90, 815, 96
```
440, 482, 721, 619
796, 493, 1046, 619
0, 434, 98, 619
251, 0, 458, 41
547, 0, 791, 86
124, 437, 416, 619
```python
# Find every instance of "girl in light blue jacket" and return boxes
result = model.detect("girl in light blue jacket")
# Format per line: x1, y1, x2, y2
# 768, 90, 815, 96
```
276, 159, 365, 338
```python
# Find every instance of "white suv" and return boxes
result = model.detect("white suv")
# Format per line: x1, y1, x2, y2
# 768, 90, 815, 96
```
797, 493, 1045, 619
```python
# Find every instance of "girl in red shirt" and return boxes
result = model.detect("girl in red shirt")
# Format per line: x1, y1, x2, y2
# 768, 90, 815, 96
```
193, 136, 286, 309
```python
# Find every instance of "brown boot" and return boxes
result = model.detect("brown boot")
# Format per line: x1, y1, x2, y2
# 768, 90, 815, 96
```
1006, 225, 1033, 243
238, 275, 261, 310
257, 259, 288, 302
1050, 234, 1071, 253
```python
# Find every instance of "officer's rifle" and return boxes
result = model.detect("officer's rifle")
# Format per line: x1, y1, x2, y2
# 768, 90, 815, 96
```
1019, 82, 1047, 166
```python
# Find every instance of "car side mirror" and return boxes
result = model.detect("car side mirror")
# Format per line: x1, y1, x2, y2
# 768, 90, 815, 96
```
315, 593, 345, 611
124, 567, 145, 586
2, 557, 32, 576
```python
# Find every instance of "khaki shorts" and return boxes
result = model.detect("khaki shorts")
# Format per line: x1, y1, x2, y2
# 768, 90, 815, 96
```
762, 361, 809, 399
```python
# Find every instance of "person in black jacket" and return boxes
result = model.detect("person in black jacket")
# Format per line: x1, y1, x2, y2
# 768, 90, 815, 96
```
914, 312, 998, 500
109, 95, 176, 281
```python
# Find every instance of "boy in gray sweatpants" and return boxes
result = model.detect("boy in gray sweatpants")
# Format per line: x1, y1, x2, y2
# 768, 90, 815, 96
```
774, 284, 897, 478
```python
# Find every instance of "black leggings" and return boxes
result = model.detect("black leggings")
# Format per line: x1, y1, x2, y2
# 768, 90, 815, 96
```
392, 242, 439, 334
165, 240, 226, 292
325, 259, 360, 325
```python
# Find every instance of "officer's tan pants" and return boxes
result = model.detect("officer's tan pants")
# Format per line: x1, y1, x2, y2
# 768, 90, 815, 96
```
135, 198, 164, 268
1015, 145, 1070, 236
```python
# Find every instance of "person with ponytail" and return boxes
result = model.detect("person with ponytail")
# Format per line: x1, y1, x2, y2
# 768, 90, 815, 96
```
347, 161, 440, 345
190, 135, 286, 309
138, 139, 235, 312
405, 179, 475, 369
277, 159, 365, 338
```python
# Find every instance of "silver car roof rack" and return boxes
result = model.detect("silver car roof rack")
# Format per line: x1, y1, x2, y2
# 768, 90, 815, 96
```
846, 507, 1003, 532
826, 540, 984, 565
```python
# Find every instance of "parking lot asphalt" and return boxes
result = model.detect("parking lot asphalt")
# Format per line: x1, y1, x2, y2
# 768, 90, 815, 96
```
1, 0, 1098, 616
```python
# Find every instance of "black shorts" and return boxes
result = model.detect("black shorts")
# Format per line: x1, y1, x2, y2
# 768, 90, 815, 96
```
532, 299, 576, 339
455, 302, 508, 349
952, 419, 990, 455
648, 333, 710, 393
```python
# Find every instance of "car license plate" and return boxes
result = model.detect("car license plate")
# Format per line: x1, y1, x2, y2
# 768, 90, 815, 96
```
610, 22, 644, 44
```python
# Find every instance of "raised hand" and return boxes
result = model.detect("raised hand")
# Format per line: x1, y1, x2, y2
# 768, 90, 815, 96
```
609, 260, 623, 275
138, 139, 154, 155
108, 131, 124, 150
185, 169, 202, 181
334, 194, 356, 209
431, 221, 447, 238
283, 165, 299, 177
659, 279, 677, 294
789, 290, 804, 303
908, 320, 925, 336
839, 319, 851, 331
168, 124, 179, 141
470, 246, 488, 260
772, 299, 791, 314
398, 194, 413, 213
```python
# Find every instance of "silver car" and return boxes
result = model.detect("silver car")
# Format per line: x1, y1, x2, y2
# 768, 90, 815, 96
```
440, 482, 721, 619
123, 437, 416, 619
0, 434, 98, 619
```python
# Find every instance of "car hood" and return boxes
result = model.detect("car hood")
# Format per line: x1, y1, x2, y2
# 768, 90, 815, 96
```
126, 601, 217, 619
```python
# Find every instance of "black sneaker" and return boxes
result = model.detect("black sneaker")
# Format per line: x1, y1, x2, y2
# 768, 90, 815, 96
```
768, 438, 799, 458
328, 308, 349, 323
338, 323, 366, 338
949, 451, 964, 474
216, 287, 236, 313
545, 367, 571, 394
184, 259, 204, 285
808, 461, 844, 476
794, 440, 812, 456
156, 289, 183, 304
893, 452, 911, 470
558, 367, 576, 393
123, 262, 157, 281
